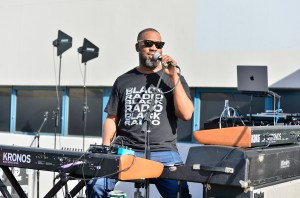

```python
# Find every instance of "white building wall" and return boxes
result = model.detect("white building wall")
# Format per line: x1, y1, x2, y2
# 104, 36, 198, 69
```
0, 0, 299, 88
1, 0, 300, 197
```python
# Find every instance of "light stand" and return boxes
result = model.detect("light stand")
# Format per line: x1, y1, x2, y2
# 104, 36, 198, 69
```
77, 38, 99, 152
52, 30, 72, 196
29, 111, 49, 198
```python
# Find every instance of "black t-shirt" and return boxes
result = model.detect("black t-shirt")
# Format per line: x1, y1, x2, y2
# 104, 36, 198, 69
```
105, 67, 192, 152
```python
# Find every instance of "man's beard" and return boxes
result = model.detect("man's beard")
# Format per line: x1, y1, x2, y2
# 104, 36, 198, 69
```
145, 57, 160, 68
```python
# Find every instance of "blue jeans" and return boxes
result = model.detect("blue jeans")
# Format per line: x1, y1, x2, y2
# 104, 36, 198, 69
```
86, 151, 191, 198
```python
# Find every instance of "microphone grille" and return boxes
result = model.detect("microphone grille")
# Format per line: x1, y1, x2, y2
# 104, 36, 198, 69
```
153, 53, 161, 61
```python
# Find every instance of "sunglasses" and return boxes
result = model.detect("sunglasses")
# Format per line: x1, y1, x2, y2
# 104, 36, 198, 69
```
138, 40, 165, 49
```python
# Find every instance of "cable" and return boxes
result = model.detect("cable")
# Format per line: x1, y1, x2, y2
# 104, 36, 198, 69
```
77, 53, 90, 154
267, 90, 281, 125
273, 93, 276, 125
77, 53, 85, 82
68, 155, 138, 182
218, 106, 245, 128
162, 65, 182, 94
68, 154, 138, 198
52, 46, 63, 198
52, 47, 60, 106
203, 147, 239, 198
58, 145, 137, 198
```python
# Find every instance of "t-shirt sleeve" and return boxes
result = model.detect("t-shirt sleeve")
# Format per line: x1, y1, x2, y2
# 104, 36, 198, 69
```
180, 75, 192, 100
104, 79, 120, 116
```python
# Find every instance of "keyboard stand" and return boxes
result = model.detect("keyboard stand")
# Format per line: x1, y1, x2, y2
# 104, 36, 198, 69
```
0, 166, 27, 198
0, 178, 12, 198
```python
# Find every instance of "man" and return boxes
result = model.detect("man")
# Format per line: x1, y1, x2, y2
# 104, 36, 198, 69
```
86, 28, 194, 198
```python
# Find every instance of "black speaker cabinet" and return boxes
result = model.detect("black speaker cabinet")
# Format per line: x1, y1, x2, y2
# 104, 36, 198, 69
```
184, 144, 300, 187
205, 178, 300, 198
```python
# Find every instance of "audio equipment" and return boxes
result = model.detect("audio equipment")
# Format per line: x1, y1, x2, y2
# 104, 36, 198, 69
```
160, 144, 300, 188
193, 125, 300, 148
0, 144, 163, 198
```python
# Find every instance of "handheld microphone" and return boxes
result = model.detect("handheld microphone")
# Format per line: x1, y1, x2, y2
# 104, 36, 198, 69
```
153, 52, 162, 61
152, 53, 177, 68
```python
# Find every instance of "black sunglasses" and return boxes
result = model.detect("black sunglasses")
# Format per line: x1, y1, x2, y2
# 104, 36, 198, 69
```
138, 40, 165, 49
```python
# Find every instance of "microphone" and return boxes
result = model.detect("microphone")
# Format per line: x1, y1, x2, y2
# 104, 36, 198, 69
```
152, 52, 162, 61
152, 53, 177, 68
44, 111, 49, 120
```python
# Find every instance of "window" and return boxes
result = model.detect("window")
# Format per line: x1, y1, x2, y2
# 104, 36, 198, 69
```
272, 89, 300, 113
0, 87, 11, 132
15, 88, 64, 134
68, 87, 103, 137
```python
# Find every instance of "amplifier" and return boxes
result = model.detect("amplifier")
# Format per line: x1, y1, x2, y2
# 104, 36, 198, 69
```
160, 144, 300, 188
205, 178, 300, 198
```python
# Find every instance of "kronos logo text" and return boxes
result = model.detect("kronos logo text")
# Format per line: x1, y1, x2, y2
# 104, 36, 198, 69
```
2, 152, 31, 164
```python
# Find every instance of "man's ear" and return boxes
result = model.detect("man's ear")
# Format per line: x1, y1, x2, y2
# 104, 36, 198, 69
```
135, 43, 139, 52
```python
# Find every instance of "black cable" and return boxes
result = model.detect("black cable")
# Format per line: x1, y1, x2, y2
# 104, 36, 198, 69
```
203, 147, 239, 198
162, 65, 182, 94
246, 134, 274, 150
68, 154, 138, 198
61, 144, 137, 198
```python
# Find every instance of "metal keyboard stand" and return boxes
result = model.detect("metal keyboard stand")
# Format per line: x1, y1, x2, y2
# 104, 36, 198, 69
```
44, 173, 72, 198
0, 166, 27, 198
44, 178, 89, 198
69, 180, 88, 197
0, 178, 12, 198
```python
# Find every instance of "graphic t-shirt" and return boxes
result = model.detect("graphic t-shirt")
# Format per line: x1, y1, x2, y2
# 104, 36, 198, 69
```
105, 68, 192, 152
